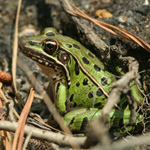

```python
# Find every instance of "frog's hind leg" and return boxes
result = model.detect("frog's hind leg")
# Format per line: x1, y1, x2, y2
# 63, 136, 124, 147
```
64, 108, 102, 132
64, 108, 143, 133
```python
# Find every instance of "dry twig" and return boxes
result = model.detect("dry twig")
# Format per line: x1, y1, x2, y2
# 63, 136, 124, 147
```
0, 120, 86, 147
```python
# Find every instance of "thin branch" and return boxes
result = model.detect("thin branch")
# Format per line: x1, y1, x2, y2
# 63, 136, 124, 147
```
23, 131, 32, 150
92, 133, 150, 150
0, 120, 86, 147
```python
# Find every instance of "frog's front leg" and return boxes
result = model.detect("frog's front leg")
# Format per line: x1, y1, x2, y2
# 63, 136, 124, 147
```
64, 108, 143, 132
56, 81, 68, 113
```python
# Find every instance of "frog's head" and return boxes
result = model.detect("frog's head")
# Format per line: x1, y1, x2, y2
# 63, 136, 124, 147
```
19, 28, 85, 85
19, 28, 81, 67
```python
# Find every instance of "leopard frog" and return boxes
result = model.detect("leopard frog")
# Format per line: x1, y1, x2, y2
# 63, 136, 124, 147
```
19, 28, 143, 132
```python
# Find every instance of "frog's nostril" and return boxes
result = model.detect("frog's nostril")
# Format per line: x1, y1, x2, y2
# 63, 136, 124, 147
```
29, 41, 35, 46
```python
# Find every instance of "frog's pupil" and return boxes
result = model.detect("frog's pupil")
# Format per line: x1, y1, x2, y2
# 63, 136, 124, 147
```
47, 43, 54, 49
44, 40, 58, 55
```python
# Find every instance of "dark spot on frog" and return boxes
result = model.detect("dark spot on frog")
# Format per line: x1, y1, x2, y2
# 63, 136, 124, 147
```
76, 82, 80, 87
65, 100, 67, 107
88, 52, 94, 58
56, 83, 60, 93
96, 88, 103, 96
70, 117, 75, 125
82, 57, 89, 64
88, 91, 94, 98
73, 44, 80, 49
46, 32, 55, 36
80, 117, 88, 131
29, 41, 35, 46
101, 77, 108, 86
66, 44, 72, 48
73, 102, 77, 107
119, 118, 124, 127
102, 98, 106, 101
94, 64, 101, 72
83, 78, 88, 85
75, 62, 79, 75
94, 102, 102, 107
70, 94, 74, 102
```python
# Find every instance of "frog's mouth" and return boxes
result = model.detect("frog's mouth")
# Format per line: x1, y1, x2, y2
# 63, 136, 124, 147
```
19, 40, 71, 85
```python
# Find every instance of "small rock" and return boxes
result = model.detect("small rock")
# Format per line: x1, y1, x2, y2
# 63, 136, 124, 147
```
135, 5, 150, 16
118, 16, 127, 23
127, 17, 135, 25
126, 10, 133, 17
0, 5, 3, 12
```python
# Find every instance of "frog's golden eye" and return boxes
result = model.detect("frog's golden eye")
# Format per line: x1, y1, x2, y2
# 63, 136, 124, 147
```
59, 53, 70, 64
43, 39, 58, 55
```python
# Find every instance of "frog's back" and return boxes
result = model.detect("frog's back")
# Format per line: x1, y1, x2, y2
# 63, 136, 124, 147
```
52, 32, 116, 108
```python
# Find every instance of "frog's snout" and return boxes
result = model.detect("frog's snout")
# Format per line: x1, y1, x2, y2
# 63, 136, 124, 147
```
19, 40, 28, 51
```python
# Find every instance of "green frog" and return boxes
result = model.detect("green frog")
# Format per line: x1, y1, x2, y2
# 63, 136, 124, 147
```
19, 28, 143, 132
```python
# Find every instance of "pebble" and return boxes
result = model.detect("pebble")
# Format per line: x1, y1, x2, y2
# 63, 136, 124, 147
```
118, 16, 127, 23
0, 5, 3, 12
135, 5, 150, 15
126, 17, 135, 25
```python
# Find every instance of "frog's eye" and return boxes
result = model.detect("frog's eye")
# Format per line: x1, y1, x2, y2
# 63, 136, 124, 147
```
43, 39, 58, 55
59, 53, 70, 64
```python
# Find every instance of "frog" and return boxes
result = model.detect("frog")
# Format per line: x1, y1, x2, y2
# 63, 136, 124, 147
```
19, 28, 144, 132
